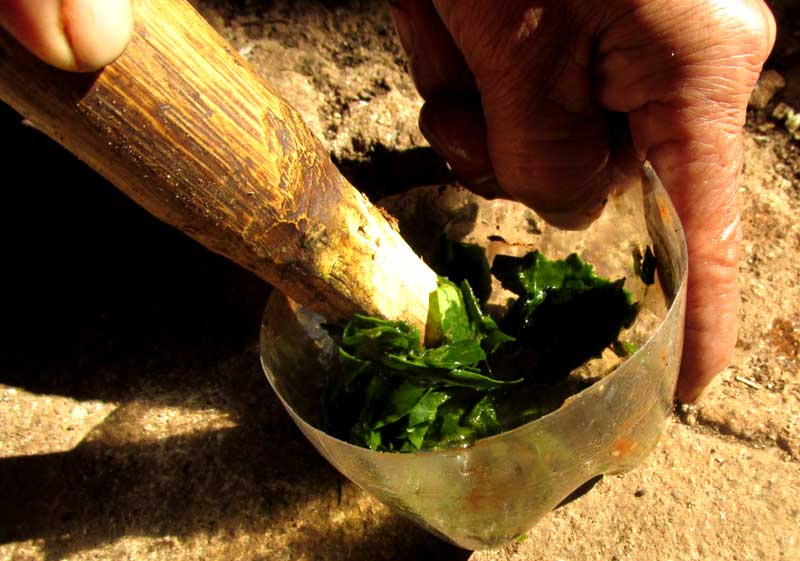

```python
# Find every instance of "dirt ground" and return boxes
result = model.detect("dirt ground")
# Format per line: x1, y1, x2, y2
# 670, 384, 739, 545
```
1, 1, 799, 560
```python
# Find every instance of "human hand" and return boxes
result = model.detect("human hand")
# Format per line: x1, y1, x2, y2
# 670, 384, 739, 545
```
0, 0, 132, 71
390, 0, 776, 402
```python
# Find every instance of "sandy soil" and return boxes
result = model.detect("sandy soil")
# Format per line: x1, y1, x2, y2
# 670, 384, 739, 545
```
1, 1, 798, 560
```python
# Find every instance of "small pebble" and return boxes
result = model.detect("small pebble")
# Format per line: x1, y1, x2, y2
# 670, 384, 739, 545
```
773, 102, 793, 120
749, 70, 786, 109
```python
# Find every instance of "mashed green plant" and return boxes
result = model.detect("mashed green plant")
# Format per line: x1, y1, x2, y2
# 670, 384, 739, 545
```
324, 250, 640, 452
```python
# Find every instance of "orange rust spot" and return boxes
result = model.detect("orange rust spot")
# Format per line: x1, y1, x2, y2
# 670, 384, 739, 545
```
656, 194, 673, 227
465, 484, 495, 511
611, 436, 636, 459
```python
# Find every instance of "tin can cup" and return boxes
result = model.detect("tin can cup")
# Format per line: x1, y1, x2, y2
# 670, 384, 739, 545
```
260, 166, 687, 550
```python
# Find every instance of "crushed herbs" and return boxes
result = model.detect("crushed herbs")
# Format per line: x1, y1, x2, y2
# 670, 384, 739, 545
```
323, 248, 643, 453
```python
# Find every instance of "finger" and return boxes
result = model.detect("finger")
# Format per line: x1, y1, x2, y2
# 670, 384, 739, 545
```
431, 0, 615, 229
419, 95, 499, 194
636, 106, 744, 403
389, 0, 473, 99
391, 1, 496, 196
596, 0, 776, 402
0, 0, 133, 72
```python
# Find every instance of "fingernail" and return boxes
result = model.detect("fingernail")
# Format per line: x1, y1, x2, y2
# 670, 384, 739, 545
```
62, 0, 133, 71
0, 0, 74, 70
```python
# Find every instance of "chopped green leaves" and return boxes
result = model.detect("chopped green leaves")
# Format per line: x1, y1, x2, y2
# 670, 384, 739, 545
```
325, 248, 641, 452
341, 315, 420, 360
492, 251, 640, 380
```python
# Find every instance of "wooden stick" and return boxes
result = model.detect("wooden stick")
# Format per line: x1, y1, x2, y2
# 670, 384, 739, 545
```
0, 0, 436, 330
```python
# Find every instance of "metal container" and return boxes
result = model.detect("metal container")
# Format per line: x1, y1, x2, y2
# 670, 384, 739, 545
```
260, 167, 687, 549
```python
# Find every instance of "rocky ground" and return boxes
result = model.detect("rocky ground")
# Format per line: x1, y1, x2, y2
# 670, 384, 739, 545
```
1, 1, 798, 560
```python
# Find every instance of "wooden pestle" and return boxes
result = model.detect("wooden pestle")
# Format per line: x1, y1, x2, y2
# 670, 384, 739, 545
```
0, 0, 437, 331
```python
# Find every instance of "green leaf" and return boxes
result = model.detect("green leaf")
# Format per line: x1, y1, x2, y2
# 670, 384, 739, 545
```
492, 251, 567, 297
337, 347, 373, 385
342, 314, 421, 360
493, 251, 609, 307
435, 402, 474, 447
408, 390, 451, 427
405, 390, 451, 449
364, 429, 382, 451
482, 328, 516, 355
422, 340, 486, 369
405, 425, 429, 450
460, 279, 516, 353
372, 382, 427, 429
437, 368, 520, 390
612, 340, 638, 357
350, 375, 394, 450
465, 394, 500, 434
352, 381, 455, 452
460, 279, 492, 328
425, 278, 474, 345
379, 354, 520, 390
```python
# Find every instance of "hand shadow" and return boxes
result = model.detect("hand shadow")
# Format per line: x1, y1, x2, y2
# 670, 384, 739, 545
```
0, 371, 468, 560
0, 103, 469, 561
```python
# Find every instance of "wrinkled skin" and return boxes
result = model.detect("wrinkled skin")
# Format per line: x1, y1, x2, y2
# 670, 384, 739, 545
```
389, 0, 776, 402
1, 0, 776, 402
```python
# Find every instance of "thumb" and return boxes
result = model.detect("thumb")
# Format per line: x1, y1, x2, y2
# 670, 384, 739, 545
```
0, 0, 133, 72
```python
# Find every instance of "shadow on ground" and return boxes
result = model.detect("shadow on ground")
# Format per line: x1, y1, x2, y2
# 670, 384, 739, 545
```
0, 103, 468, 560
